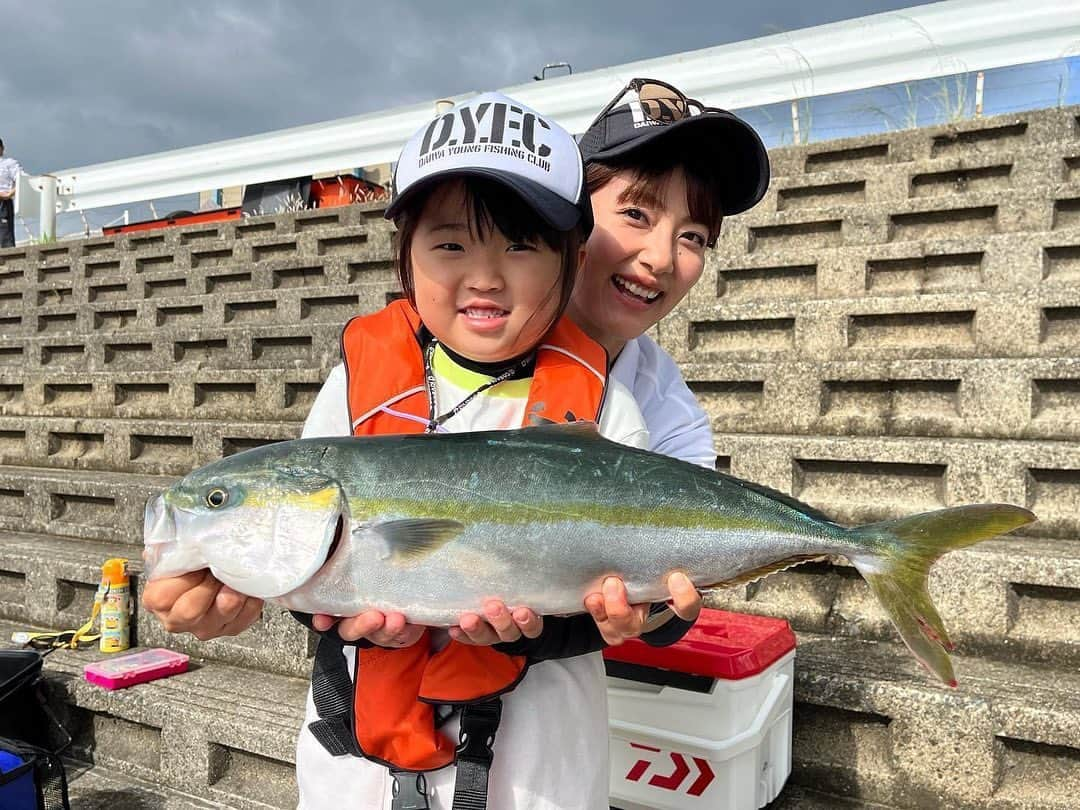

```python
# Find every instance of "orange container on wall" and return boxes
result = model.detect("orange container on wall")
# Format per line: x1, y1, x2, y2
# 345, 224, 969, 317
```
310, 176, 387, 208
102, 207, 242, 236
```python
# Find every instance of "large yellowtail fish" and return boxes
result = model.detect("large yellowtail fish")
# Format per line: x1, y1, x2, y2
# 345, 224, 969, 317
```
143, 424, 1034, 685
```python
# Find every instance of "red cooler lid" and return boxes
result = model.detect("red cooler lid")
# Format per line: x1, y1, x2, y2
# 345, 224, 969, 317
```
603, 608, 796, 680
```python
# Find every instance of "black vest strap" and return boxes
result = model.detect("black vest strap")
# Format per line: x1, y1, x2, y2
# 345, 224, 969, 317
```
307, 637, 502, 810
308, 636, 362, 757
450, 699, 502, 810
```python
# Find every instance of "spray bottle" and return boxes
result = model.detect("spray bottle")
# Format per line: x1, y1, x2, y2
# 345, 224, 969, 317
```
99, 558, 130, 653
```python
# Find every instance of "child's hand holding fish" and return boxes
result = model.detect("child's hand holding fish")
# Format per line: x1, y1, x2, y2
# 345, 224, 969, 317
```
310, 573, 702, 648
310, 609, 426, 647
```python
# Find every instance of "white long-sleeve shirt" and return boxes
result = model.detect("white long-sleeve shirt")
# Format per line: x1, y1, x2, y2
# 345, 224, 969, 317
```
611, 334, 715, 469
0, 157, 21, 194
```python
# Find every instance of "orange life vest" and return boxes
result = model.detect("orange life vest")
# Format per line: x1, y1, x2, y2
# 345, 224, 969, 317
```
334, 298, 608, 772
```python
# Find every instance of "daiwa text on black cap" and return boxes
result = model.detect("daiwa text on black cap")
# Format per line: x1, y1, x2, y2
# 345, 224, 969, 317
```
387, 92, 593, 234
578, 82, 770, 217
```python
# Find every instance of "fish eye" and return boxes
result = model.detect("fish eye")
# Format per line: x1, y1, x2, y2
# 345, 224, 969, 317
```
205, 488, 229, 508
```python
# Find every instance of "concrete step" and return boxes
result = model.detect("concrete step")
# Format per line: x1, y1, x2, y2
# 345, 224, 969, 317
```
15, 620, 1079, 810
790, 635, 1080, 810
0, 206, 390, 274
65, 759, 224, 810
0, 221, 394, 319
703, 431, 1076, 545
766, 784, 899, 809
789, 631, 1080, 810
18, 279, 396, 340
0, 414, 298, 475
707, 534, 1080, 672
764, 106, 1080, 185
763, 140, 1077, 202
0, 532, 314, 677
0, 321, 345, 375
697, 230, 1078, 307
678, 356, 1080, 444
0, 463, 169, 543
760, 144, 1080, 222
0, 368, 324, 424
1, 624, 306, 810
665, 286, 1080, 367
719, 186, 1078, 254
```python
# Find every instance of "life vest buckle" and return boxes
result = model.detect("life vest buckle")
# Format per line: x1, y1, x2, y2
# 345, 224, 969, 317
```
455, 699, 502, 764
390, 769, 430, 810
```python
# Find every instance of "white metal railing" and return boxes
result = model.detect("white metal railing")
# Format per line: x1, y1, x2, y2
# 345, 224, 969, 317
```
16, 0, 1080, 238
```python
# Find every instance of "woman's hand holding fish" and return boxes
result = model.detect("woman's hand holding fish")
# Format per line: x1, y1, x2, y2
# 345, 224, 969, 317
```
449, 602, 543, 646
585, 573, 702, 646
142, 570, 264, 641
311, 611, 426, 647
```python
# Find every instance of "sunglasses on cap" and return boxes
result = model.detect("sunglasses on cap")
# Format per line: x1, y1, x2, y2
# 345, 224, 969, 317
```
587, 78, 710, 130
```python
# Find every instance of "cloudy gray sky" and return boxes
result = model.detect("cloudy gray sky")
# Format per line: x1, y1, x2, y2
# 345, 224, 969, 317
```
2, 1, 932, 174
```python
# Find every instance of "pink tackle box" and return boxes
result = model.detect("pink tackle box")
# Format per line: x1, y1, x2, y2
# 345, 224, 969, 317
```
84, 648, 189, 690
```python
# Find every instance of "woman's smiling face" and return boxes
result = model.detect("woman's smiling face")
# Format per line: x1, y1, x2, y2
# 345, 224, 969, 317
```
568, 167, 710, 357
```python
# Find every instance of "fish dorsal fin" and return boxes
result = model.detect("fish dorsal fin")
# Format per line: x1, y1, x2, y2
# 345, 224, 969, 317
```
363, 518, 465, 563
706, 554, 825, 590
521, 420, 602, 439
714, 471, 837, 524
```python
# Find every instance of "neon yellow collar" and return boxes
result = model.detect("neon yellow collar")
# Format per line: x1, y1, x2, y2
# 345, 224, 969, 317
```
431, 344, 532, 398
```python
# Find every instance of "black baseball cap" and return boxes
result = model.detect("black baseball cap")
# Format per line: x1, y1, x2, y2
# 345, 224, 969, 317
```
579, 94, 770, 216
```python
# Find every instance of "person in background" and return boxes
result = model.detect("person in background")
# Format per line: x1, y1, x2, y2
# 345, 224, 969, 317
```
0, 139, 21, 248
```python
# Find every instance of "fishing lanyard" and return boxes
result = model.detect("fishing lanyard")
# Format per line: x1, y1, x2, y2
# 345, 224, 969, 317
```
423, 340, 532, 433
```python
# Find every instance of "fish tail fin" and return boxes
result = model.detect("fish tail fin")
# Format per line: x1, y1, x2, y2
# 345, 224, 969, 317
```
846, 504, 1034, 686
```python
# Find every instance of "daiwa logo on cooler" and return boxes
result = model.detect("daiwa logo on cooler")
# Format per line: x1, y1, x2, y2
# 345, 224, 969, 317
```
417, 102, 553, 171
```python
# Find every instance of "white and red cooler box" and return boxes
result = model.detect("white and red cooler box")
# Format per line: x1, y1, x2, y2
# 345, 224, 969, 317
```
603, 608, 796, 810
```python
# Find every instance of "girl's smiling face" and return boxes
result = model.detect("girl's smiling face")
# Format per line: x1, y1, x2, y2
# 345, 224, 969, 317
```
568, 167, 713, 357
408, 181, 574, 363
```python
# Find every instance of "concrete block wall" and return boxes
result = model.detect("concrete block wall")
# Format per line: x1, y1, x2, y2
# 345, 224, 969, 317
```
0, 206, 402, 806
679, 106, 1080, 808
0, 106, 1078, 808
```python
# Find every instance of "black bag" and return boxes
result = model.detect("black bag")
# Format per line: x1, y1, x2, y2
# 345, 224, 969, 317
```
0, 736, 69, 810
0, 650, 71, 810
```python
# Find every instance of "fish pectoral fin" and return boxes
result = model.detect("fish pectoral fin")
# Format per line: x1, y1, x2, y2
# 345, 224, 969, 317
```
706, 554, 825, 590
371, 518, 465, 563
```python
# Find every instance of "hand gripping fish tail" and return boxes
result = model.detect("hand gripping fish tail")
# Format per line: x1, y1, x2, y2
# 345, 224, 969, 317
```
843, 504, 1035, 687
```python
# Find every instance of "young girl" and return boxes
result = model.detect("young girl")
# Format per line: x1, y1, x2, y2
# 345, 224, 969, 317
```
291, 92, 662, 810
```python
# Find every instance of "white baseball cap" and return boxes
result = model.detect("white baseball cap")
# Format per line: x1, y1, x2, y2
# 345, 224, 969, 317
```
386, 92, 593, 234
